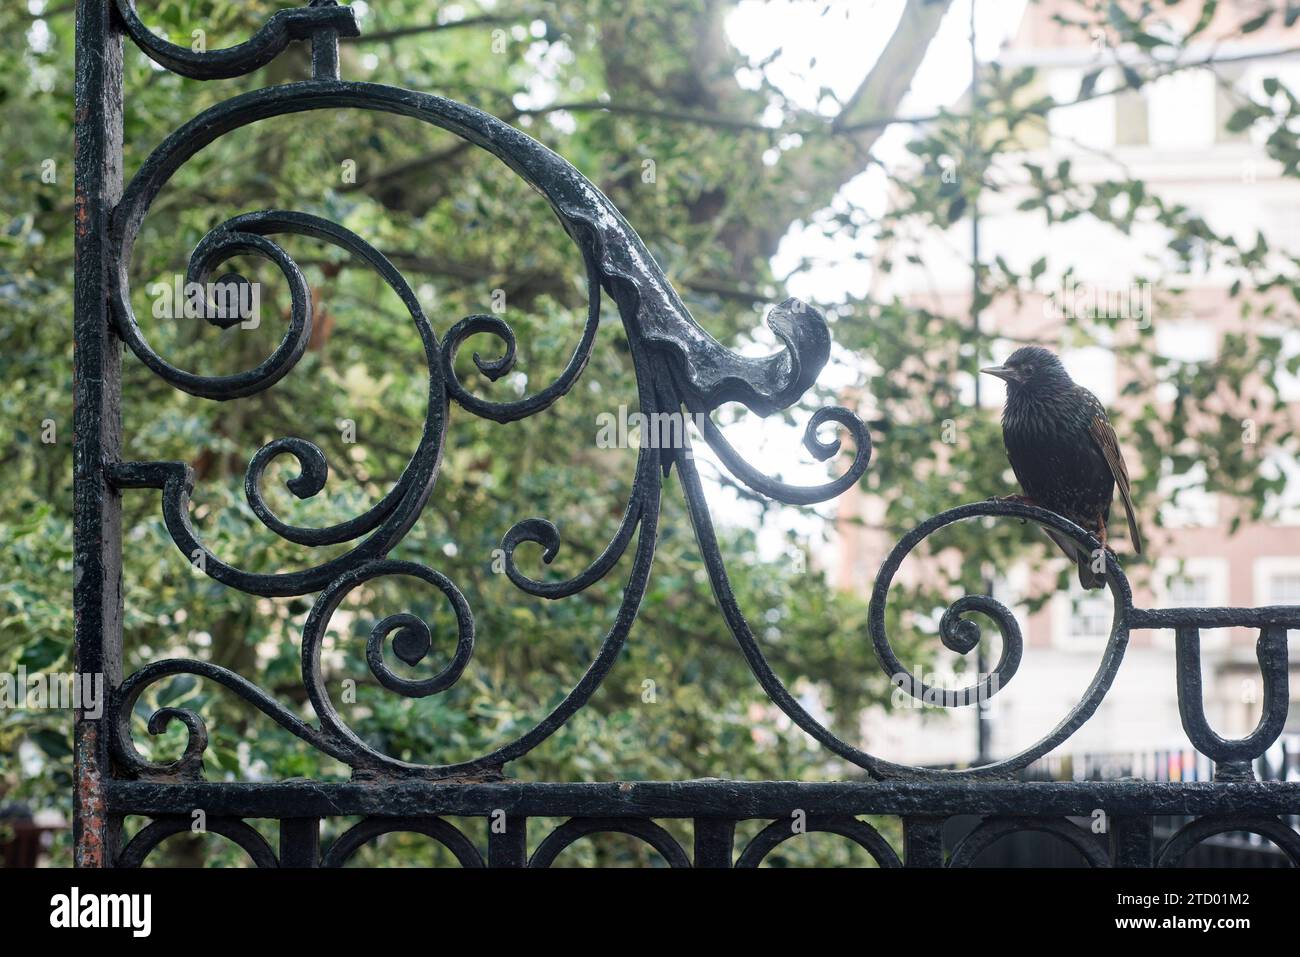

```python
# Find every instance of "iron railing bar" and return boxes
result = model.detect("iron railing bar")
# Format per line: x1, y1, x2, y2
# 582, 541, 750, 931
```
104, 779, 1300, 820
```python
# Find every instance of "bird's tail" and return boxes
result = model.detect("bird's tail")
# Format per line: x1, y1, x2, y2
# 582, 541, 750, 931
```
1042, 527, 1106, 590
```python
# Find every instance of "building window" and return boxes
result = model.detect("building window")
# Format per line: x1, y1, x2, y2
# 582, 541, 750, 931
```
1153, 558, 1230, 649
1279, 329, 1300, 401
1267, 572, 1300, 605
1058, 585, 1112, 644
1259, 325, 1300, 402
1155, 319, 1217, 404
1062, 345, 1117, 404
1158, 460, 1220, 528
1048, 67, 1117, 149
1154, 319, 1217, 362
1168, 572, 1213, 606
1215, 64, 1250, 144
1114, 87, 1148, 146
1155, 557, 1229, 606
1260, 449, 1300, 525
1256, 559, 1300, 648
1147, 68, 1216, 150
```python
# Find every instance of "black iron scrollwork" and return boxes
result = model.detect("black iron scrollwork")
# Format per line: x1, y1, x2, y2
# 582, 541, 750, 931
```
86, 2, 1300, 867
103, 0, 874, 781
113, 0, 361, 80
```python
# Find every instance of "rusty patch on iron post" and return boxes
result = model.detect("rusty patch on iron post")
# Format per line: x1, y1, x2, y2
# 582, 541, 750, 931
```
74, 720, 109, 867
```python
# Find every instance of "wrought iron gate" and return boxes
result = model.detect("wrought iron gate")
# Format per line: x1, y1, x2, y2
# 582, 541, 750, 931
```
72, 0, 1300, 868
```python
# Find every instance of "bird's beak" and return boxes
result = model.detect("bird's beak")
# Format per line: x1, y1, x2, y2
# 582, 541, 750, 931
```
981, 364, 1018, 383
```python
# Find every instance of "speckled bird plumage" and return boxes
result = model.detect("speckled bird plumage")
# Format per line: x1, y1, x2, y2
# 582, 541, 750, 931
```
983, 346, 1142, 589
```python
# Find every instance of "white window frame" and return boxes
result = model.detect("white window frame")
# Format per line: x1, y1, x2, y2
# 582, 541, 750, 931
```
1145, 68, 1217, 152
1254, 557, 1300, 608
1047, 66, 1117, 150
1151, 557, 1230, 650
1158, 459, 1220, 529
1259, 447, 1300, 526
1052, 583, 1116, 649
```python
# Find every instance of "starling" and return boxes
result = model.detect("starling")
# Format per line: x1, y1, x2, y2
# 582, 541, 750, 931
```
982, 346, 1142, 589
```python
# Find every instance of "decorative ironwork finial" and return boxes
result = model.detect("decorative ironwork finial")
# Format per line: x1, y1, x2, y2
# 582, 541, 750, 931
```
112, 0, 360, 80
308, 0, 344, 79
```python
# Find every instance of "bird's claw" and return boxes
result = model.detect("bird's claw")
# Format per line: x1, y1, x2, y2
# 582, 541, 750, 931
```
987, 494, 1035, 522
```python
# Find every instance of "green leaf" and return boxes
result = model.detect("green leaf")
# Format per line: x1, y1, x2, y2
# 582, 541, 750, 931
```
1240, 11, 1272, 32
1077, 69, 1102, 100
1225, 107, 1256, 132
31, 728, 71, 760
1189, 0, 1219, 38
157, 674, 197, 706
18, 636, 63, 670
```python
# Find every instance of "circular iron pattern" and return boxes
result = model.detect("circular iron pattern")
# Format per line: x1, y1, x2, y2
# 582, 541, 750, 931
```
676, 469, 1137, 779
321, 817, 484, 868
529, 817, 691, 868
947, 816, 1109, 868
1156, 817, 1300, 867
118, 817, 279, 868
735, 816, 902, 868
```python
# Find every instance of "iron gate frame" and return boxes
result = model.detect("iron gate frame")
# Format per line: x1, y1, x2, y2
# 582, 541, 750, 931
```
72, 0, 1300, 868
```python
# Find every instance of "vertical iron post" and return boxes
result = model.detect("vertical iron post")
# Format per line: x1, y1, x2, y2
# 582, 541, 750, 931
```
73, 0, 125, 868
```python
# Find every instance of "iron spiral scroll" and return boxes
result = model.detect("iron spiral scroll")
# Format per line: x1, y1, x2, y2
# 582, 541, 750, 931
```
100, 1, 1297, 807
